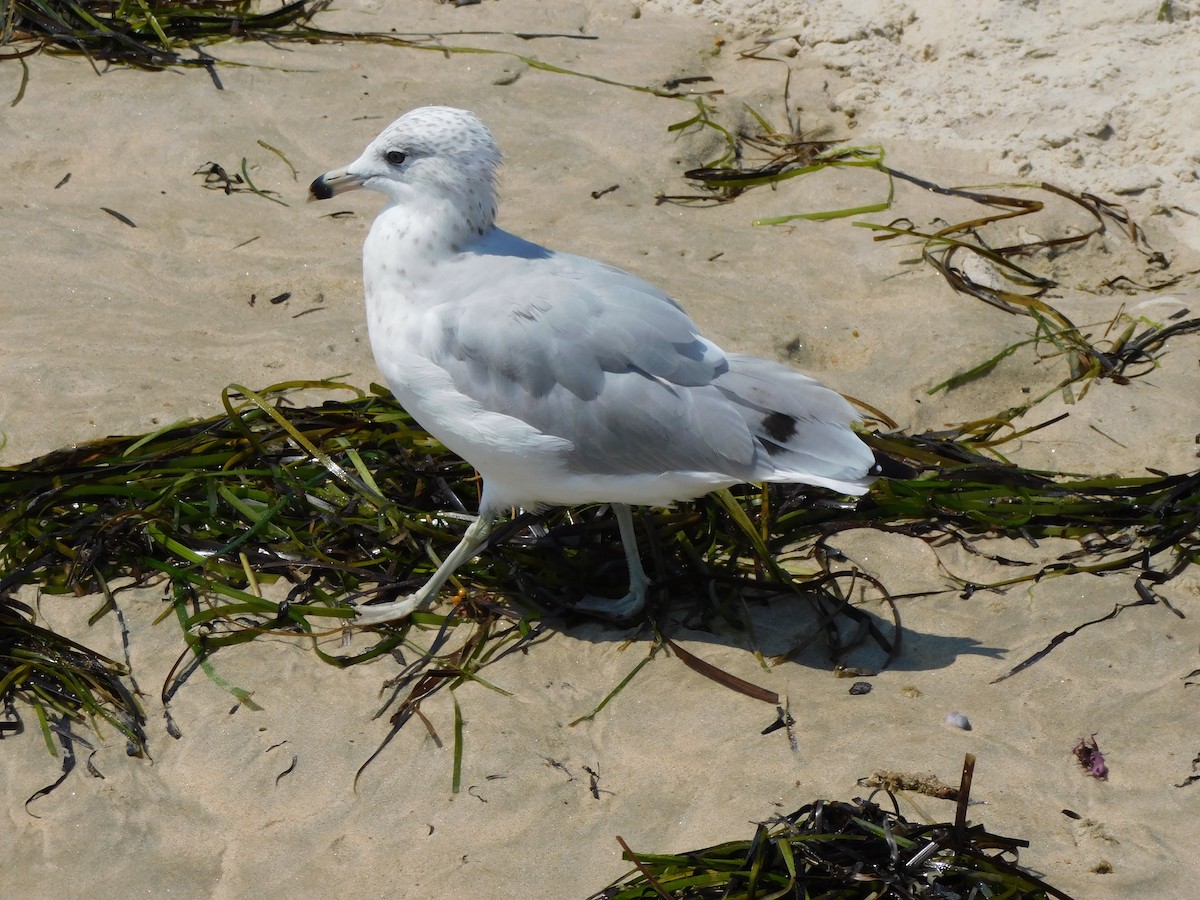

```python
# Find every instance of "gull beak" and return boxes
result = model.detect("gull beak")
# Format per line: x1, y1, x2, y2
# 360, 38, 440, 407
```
308, 167, 366, 201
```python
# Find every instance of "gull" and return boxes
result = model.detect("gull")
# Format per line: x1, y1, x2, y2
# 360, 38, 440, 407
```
308, 106, 876, 625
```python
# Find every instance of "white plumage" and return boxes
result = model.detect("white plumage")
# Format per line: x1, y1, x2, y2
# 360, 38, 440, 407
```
309, 106, 875, 623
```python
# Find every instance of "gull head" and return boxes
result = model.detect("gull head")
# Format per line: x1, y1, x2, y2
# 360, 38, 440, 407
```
308, 106, 501, 235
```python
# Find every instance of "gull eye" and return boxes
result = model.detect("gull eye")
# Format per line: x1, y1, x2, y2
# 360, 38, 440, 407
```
384, 150, 407, 166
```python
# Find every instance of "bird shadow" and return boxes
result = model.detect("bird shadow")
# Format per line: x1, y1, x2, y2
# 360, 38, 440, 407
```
513, 550, 1005, 679
478, 504, 1010, 680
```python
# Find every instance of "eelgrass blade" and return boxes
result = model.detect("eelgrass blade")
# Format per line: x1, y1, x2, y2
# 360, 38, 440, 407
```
451, 689, 464, 794
568, 642, 661, 727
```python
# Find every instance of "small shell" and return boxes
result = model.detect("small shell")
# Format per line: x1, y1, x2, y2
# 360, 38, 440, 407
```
944, 711, 972, 731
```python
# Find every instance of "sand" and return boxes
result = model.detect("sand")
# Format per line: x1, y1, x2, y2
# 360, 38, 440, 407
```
2, 1, 1199, 896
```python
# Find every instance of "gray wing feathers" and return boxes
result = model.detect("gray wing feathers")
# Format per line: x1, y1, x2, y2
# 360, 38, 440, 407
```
431, 250, 871, 493
442, 256, 723, 400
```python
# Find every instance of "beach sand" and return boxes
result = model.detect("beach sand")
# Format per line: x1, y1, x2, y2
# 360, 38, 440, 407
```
2, 1, 1199, 896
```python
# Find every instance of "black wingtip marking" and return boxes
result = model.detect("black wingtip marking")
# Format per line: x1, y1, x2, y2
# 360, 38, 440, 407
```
762, 411, 798, 444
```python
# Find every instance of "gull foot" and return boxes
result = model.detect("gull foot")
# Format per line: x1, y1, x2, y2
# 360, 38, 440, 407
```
572, 591, 646, 623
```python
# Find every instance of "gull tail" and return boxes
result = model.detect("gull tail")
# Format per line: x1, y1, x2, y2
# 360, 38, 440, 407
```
716, 353, 877, 495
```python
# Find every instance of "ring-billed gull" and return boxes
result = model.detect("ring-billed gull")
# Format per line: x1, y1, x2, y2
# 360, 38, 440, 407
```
309, 106, 876, 625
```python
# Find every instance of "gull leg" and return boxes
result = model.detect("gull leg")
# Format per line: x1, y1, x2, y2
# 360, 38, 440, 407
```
574, 503, 649, 621
356, 512, 497, 626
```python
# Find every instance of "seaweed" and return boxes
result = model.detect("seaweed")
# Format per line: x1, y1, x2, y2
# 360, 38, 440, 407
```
1, 1, 715, 101
2, 378, 1197, 769
0, 590, 146, 760
1, 0, 319, 77
591, 754, 1074, 899
1072, 733, 1108, 781
667, 100, 1199, 427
